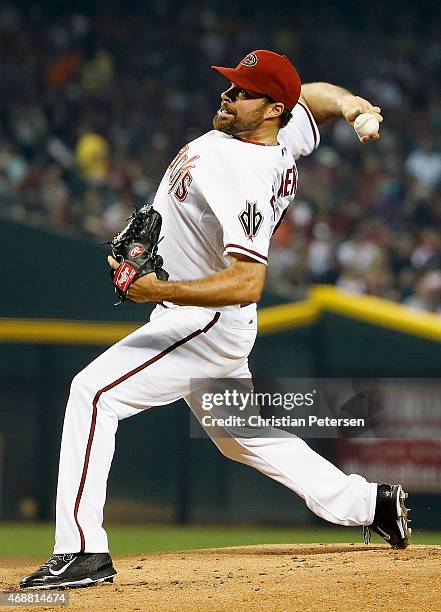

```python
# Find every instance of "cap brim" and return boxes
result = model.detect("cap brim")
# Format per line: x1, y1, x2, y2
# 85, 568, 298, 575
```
211, 66, 267, 96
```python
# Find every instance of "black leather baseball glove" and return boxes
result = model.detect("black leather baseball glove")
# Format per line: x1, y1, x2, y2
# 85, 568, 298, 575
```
110, 203, 168, 303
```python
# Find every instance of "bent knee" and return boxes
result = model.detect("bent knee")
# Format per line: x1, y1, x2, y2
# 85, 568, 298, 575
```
70, 367, 98, 397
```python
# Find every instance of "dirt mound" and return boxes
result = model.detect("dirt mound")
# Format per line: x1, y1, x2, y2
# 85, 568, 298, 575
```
1, 544, 440, 611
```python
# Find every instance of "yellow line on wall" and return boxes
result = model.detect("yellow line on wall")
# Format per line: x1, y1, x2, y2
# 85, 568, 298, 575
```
0, 302, 316, 344
1, 285, 441, 344
258, 300, 318, 334
0, 318, 141, 345
311, 285, 441, 343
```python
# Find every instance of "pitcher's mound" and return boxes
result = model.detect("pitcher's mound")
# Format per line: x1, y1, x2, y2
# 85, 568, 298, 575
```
2, 544, 440, 611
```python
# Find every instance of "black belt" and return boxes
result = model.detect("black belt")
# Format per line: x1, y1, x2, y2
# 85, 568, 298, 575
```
157, 302, 254, 309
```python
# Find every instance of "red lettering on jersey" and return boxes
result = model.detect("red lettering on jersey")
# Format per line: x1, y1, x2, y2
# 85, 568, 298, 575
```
283, 167, 293, 196
283, 166, 297, 197
174, 171, 194, 202
168, 145, 200, 202
293, 165, 298, 196
269, 164, 297, 217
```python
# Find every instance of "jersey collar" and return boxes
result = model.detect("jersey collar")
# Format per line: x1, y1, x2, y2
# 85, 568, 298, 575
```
233, 136, 279, 147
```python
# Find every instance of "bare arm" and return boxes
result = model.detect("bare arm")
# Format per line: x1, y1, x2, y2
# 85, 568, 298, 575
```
108, 255, 266, 307
300, 82, 383, 141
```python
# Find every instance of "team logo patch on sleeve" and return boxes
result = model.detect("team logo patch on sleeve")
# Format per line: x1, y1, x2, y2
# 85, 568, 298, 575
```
241, 52, 258, 67
239, 201, 263, 240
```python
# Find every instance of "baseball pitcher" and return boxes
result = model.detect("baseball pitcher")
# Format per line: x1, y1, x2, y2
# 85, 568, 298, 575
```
21, 50, 409, 590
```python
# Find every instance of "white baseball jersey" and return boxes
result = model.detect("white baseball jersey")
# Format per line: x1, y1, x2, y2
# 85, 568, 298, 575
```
154, 101, 320, 281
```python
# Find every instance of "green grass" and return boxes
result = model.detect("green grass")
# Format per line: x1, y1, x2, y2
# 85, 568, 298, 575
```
0, 523, 440, 558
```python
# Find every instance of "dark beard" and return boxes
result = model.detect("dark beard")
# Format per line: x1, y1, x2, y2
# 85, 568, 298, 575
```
212, 107, 265, 136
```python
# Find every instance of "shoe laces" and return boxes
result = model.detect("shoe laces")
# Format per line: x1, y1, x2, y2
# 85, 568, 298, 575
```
40, 553, 74, 570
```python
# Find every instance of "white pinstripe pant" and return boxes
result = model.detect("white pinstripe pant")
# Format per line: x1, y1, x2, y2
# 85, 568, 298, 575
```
54, 303, 376, 553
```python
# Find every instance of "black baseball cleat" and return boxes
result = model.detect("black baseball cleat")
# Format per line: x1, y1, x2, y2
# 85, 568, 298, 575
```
20, 553, 117, 590
363, 483, 411, 549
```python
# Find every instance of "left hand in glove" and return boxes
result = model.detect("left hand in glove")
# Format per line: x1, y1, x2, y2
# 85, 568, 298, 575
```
108, 203, 169, 304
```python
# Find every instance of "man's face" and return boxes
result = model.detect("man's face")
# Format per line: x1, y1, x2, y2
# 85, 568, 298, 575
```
213, 84, 270, 135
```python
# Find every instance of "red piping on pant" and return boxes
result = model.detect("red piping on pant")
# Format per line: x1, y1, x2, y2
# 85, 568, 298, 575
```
73, 311, 221, 552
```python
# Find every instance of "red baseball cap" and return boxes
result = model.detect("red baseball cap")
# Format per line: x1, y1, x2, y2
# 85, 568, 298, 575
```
212, 50, 301, 112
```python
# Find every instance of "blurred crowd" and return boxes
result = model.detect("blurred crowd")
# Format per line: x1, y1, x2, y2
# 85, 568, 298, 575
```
1, 1, 441, 311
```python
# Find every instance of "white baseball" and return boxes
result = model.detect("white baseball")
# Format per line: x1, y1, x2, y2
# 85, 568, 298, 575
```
353, 113, 380, 138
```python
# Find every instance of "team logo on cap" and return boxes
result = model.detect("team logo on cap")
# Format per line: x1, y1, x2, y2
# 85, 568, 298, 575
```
241, 53, 258, 67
